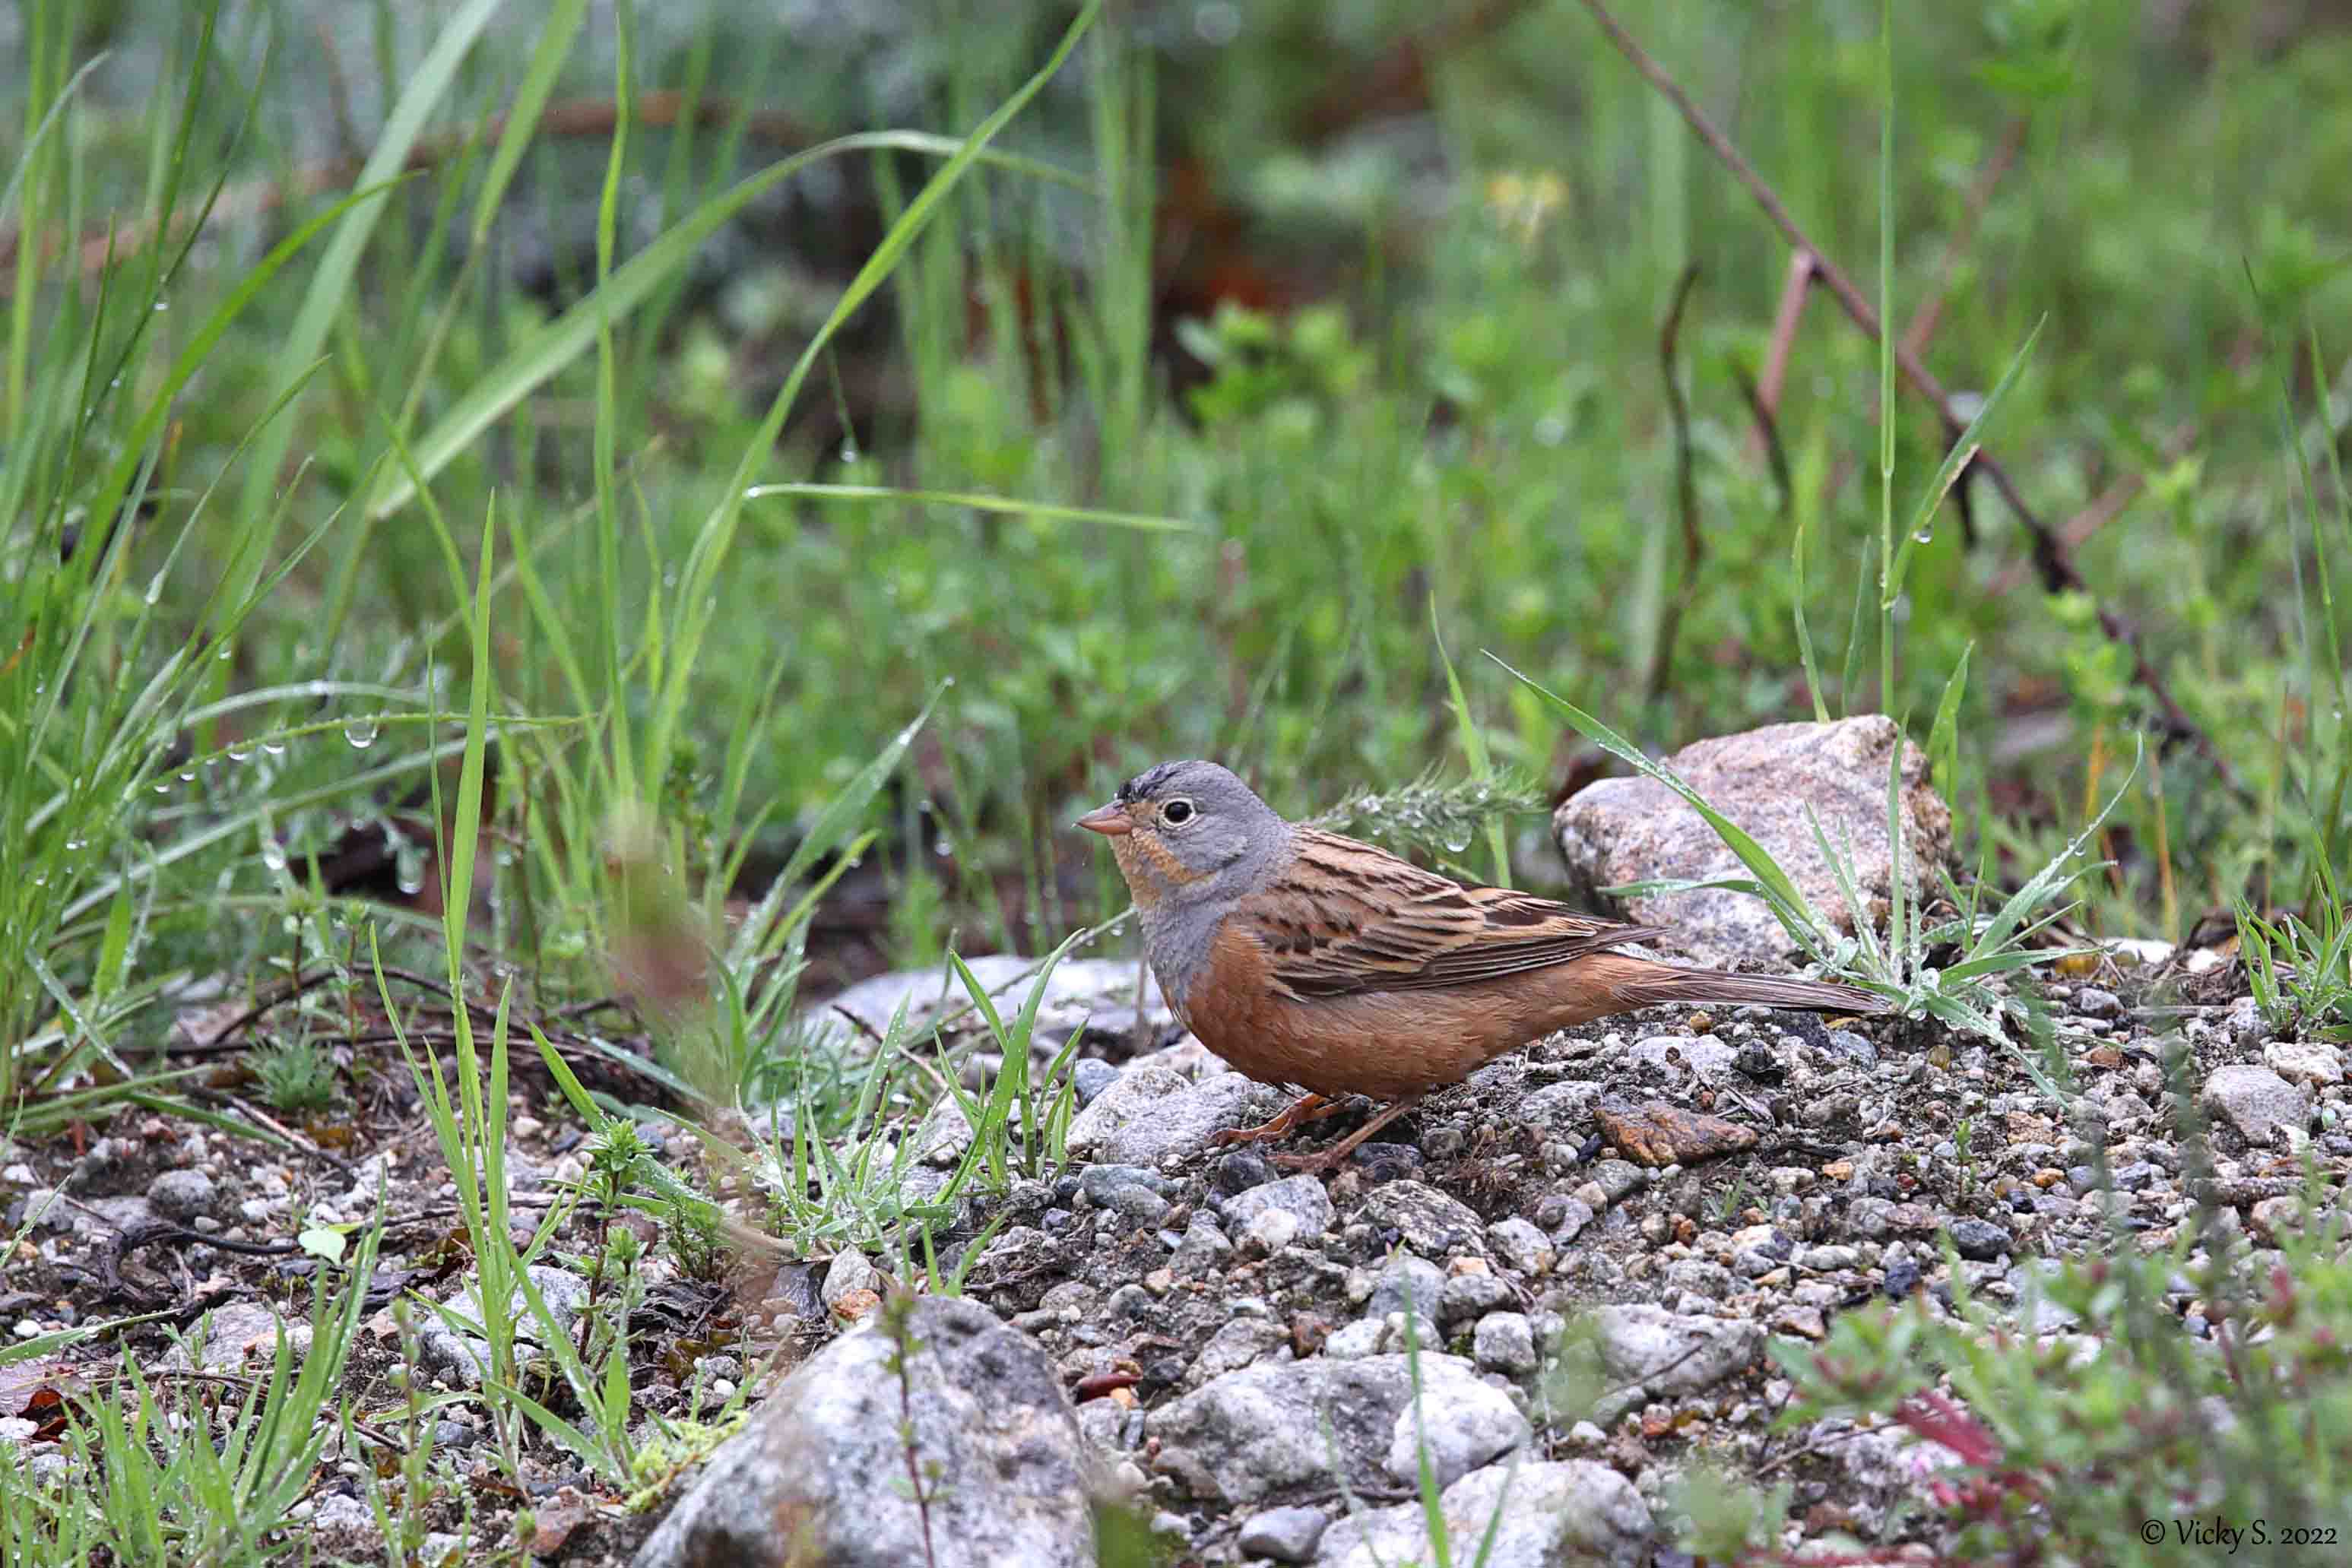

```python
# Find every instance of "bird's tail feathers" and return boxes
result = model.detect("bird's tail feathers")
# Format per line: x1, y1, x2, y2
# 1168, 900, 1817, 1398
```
1620, 964, 1889, 1016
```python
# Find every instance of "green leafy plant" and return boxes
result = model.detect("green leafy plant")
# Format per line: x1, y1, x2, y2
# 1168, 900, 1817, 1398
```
0, 1218, 384, 1560
1703, 1221, 2352, 1563
251, 1035, 337, 1116
2237, 852, 2352, 1042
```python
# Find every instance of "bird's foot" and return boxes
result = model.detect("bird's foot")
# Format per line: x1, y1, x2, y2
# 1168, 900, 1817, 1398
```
1209, 1092, 1346, 1147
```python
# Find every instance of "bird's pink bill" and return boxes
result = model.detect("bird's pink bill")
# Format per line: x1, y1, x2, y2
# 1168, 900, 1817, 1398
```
1076, 803, 1133, 836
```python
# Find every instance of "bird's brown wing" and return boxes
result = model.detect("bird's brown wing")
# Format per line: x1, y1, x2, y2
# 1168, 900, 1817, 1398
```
1244, 826, 1670, 999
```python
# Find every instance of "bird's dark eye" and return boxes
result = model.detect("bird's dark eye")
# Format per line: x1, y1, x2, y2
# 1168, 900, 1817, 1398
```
1161, 798, 1196, 827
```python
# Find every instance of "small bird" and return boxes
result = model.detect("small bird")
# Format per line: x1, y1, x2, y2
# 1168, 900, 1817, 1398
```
1078, 759, 1886, 1173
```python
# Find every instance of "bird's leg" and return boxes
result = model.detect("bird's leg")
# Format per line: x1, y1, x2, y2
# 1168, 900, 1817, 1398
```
1210, 1092, 1353, 1147
1272, 1094, 1428, 1175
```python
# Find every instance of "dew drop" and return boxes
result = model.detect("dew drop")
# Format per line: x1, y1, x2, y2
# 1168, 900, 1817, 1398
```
343, 715, 379, 749
261, 839, 289, 874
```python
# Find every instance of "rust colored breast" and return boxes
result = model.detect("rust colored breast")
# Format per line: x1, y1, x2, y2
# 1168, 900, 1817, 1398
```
1185, 923, 1571, 1101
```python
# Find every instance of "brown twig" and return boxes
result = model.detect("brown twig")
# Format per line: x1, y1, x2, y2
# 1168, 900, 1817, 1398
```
1747, 250, 1817, 462
1647, 264, 1705, 703
1730, 363, 1793, 519
1574, 0, 2239, 792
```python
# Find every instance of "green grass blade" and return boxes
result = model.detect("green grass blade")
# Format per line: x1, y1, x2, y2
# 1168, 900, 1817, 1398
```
232, 0, 504, 584
1489, 654, 1829, 945
1884, 318, 2046, 600
743, 483, 1189, 532
1431, 602, 1510, 889
366, 133, 1086, 523
642, 0, 1104, 793
1926, 644, 1973, 801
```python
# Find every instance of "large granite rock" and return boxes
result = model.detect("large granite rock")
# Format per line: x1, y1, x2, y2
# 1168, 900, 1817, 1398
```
1314, 1459, 1651, 1568
1148, 1353, 1528, 1506
805, 955, 1171, 1056
1554, 715, 1951, 970
632, 1297, 1096, 1568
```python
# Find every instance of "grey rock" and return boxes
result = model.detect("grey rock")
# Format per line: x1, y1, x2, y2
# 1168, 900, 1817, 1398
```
1847, 1196, 1896, 1237
1071, 1057, 1122, 1105
2265, 1041, 2345, 1088
1323, 1319, 1387, 1359
1660, 1259, 1735, 1298
167, 1301, 289, 1372
808, 955, 1170, 1059
1236, 1505, 1328, 1563
1080, 1164, 1179, 1205
147, 1168, 217, 1224
2074, 986, 2122, 1018
1536, 1193, 1596, 1243
1625, 1034, 1739, 1079
1826, 1028, 1879, 1067
910, 1095, 974, 1167
972, 1225, 1059, 1283
1316, 1459, 1650, 1568
1436, 1272, 1513, 1326
1590, 1160, 1647, 1202
420, 1265, 591, 1387
632, 1297, 1093, 1568
819, 1250, 881, 1310
1381, 1370, 1529, 1488
1217, 1174, 1336, 1240
1554, 715, 1951, 969
1147, 1353, 1510, 1506
1945, 1218, 2013, 1262
1520, 1079, 1602, 1134
306, 1492, 382, 1559
1189, 1318, 1292, 1386
1215, 1151, 1277, 1196
1171, 1215, 1234, 1279
1485, 1216, 1554, 1275
1472, 1312, 1539, 1376
2199, 1065, 2309, 1145
1065, 1069, 1285, 1167
2225, 996, 2269, 1047
1359, 1180, 1486, 1256
1240, 1208, 1301, 1255
2249, 1195, 2305, 1244
1594, 1306, 1763, 1398
1105, 1185, 1171, 1227
1366, 1254, 1447, 1323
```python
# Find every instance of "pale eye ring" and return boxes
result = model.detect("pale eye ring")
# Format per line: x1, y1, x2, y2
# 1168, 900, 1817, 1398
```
1161, 797, 1197, 827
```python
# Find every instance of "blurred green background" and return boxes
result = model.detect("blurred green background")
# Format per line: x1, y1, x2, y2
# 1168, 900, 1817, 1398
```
4, 0, 2347, 1029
